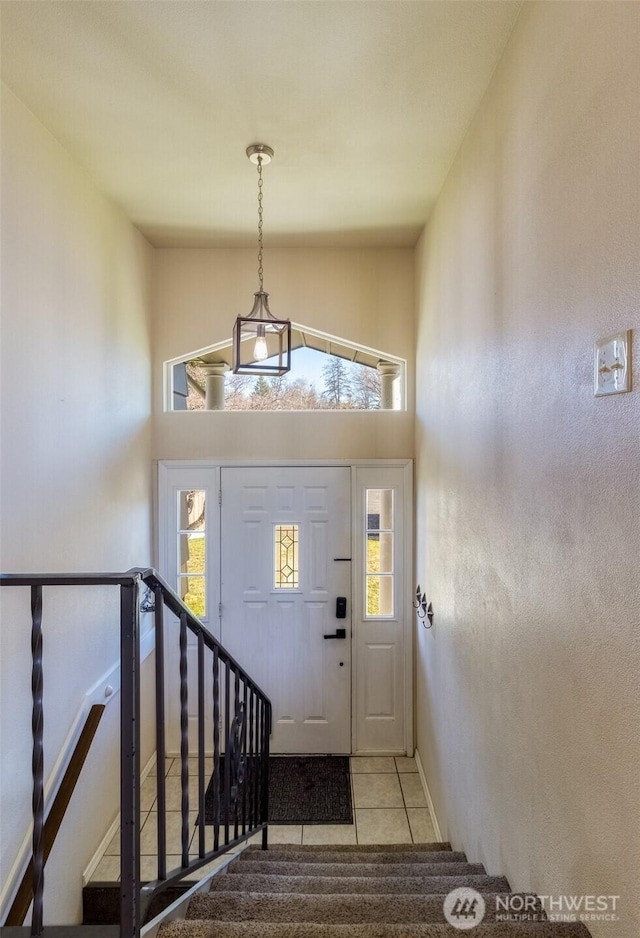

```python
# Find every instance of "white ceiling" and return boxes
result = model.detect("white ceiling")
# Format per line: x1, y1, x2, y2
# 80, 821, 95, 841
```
1, 1, 521, 247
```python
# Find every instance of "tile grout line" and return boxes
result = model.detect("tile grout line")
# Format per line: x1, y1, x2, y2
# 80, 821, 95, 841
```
94, 756, 431, 875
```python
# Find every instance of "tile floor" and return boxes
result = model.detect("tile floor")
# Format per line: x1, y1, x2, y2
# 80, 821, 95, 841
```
90, 755, 437, 883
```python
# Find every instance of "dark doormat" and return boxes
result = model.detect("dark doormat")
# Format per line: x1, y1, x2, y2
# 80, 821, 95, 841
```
202, 755, 352, 825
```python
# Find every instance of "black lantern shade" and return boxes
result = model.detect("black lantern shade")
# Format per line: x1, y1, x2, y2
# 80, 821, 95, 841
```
232, 290, 291, 376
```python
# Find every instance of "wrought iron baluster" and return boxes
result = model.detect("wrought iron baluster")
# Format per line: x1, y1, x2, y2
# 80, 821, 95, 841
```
179, 611, 189, 867
30, 585, 44, 938
261, 700, 270, 850
120, 580, 141, 936
212, 646, 220, 852
254, 696, 262, 832
154, 587, 167, 881
241, 680, 248, 835
248, 689, 255, 830
197, 630, 205, 858
224, 659, 230, 845
233, 670, 240, 841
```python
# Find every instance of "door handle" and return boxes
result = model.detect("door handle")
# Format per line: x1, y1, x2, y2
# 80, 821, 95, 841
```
324, 628, 346, 640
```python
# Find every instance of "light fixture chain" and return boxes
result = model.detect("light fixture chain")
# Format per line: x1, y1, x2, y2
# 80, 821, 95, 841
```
257, 156, 264, 291
234, 142, 290, 377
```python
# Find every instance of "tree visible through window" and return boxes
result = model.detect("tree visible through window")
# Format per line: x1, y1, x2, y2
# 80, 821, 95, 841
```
182, 351, 384, 411
168, 328, 403, 412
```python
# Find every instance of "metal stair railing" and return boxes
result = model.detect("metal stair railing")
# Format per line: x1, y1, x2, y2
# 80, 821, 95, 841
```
0, 568, 272, 938
4, 704, 106, 927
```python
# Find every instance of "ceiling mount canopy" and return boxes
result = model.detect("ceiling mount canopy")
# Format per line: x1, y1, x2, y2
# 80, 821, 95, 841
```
246, 143, 273, 165
232, 144, 291, 377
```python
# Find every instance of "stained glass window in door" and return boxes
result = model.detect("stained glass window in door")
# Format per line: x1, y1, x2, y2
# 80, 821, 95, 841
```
274, 524, 299, 589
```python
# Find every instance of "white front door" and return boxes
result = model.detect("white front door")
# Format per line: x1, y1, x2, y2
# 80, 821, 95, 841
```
220, 467, 351, 754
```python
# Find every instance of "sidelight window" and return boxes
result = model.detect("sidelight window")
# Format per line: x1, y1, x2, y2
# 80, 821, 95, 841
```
365, 489, 394, 617
177, 490, 206, 617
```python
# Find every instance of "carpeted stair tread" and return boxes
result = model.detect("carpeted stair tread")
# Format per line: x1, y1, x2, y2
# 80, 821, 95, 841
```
157, 838, 592, 937
246, 842, 452, 853
210, 872, 510, 894
240, 848, 465, 864
186, 892, 541, 924
228, 860, 477, 878
159, 924, 591, 938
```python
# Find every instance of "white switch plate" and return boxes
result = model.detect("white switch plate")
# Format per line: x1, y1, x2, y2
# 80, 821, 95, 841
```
594, 330, 631, 396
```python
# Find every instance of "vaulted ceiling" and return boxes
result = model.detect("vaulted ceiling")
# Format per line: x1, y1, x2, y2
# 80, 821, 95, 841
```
1, 1, 521, 247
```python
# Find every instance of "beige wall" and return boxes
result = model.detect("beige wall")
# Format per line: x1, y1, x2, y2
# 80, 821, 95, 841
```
414, 4, 639, 936
152, 247, 414, 460
0, 87, 154, 923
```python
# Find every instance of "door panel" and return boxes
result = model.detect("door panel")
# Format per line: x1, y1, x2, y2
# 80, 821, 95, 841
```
364, 643, 396, 718
221, 467, 351, 754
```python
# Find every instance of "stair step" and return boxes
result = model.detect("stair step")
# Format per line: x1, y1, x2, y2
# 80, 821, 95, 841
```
2, 929, 120, 938
185, 892, 542, 925
160, 924, 591, 938
83, 881, 191, 926
248, 842, 452, 854
160, 923, 591, 938
211, 872, 510, 894
240, 849, 466, 865
229, 860, 477, 878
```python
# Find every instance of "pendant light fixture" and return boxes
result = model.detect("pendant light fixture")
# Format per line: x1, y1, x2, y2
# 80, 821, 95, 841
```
232, 144, 291, 376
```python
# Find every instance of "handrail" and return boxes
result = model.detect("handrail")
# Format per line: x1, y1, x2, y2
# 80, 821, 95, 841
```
0, 573, 141, 586
0, 568, 272, 938
134, 568, 270, 700
5, 704, 106, 926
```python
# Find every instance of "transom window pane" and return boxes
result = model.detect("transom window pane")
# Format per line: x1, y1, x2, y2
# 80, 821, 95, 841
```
178, 490, 206, 617
274, 524, 299, 589
365, 490, 394, 618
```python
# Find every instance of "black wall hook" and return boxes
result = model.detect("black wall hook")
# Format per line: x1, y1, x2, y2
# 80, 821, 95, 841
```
413, 585, 433, 628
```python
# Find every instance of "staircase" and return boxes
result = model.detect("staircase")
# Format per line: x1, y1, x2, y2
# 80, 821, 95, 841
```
157, 842, 592, 937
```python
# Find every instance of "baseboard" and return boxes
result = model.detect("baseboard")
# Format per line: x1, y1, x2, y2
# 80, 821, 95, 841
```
414, 748, 444, 842
350, 750, 406, 757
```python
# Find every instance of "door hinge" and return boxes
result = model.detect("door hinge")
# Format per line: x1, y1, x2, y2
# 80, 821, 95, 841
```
218, 490, 222, 506
218, 602, 222, 617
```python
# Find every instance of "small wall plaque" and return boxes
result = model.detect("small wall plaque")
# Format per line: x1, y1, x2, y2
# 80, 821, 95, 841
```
594, 330, 631, 396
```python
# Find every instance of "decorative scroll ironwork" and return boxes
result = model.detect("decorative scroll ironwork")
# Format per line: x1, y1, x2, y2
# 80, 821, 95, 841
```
228, 701, 247, 811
